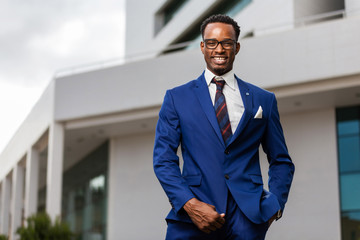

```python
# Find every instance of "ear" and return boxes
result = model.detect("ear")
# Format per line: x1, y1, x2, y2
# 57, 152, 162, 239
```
235, 42, 240, 55
200, 41, 205, 54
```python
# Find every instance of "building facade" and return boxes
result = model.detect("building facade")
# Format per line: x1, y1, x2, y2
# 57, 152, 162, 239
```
1, 0, 360, 239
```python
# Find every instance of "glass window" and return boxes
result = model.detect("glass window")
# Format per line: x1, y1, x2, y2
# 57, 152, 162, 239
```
338, 107, 360, 136
337, 106, 360, 240
37, 147, 48, 212
338, 120, 360, 136
163, 0, 253, 54
226, 0, 252, 17
340, 174, 360, 211
163, 0, 189, 25
155, 0, 189, 35
338, 136, 360, 173
62, 141, 108, 240
341, 211, 360, 240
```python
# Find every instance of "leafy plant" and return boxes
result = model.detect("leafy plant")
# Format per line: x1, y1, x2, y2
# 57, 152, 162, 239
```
0, 234, 8, 240
16, 212, 73, 240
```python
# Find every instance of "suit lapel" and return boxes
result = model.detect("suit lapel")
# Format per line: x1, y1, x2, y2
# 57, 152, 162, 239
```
228, 76, 253, 145
194, 74, 225, 148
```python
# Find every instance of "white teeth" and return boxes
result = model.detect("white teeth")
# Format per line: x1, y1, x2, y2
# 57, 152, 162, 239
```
213, 57, 226, 63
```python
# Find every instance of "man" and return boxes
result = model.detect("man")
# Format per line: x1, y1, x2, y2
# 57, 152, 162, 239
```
153, 14, 294, 239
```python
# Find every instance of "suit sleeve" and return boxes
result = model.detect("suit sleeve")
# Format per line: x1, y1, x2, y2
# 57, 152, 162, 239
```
153, 90, 195, 213
261, 93, 295, 212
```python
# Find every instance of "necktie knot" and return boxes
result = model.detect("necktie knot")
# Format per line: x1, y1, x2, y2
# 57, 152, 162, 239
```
211, 77, 225, 91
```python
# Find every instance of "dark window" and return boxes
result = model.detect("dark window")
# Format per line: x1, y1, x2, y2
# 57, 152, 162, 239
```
155, 0, 189, 36
62, 141, 109, 240
37, 147, 48, 212
337, 106, 360, 240
161, 0, 252, 54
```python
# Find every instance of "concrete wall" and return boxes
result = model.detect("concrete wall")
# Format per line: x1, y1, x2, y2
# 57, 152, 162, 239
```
124, 0, 163, 58
261, 108, 341, 240
235, 0, 295, 36
345, 0, 360, 16
237, 16, 360, 88
55, 16, 360, 122
294, 0, 344, 19
107, 132, 169, 240
54, 50, 203, 121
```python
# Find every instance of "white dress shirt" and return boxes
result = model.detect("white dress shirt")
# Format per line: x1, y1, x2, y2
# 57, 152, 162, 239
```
204, 68, 244, 134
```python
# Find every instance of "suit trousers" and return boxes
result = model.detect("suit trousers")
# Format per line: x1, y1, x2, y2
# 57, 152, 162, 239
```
165, 191, 269, 240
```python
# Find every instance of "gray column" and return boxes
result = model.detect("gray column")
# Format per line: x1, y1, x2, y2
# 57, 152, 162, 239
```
0, 175, 11, 235
10, 164, 25, 239
46, 122, 64, 221
24, 147, 39, 218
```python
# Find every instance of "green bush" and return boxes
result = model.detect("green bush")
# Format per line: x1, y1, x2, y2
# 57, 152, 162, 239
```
16, 212, 73, 240
0, 234, 8, 240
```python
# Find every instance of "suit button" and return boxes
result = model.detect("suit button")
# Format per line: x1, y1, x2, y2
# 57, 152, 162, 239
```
225, 174, 230, 180
224, 150, 229, 154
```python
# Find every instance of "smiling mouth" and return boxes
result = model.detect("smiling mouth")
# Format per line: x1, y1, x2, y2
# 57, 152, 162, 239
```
212, 56, 227, 64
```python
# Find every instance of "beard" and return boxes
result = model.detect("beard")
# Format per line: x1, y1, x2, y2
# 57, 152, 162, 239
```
212, 66, 230, 76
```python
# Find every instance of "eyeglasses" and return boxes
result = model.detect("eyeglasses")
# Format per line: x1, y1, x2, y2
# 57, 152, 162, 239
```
204, 39, 236, 49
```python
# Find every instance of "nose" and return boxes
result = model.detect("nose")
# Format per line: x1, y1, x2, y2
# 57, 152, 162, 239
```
215, 42, 225, 52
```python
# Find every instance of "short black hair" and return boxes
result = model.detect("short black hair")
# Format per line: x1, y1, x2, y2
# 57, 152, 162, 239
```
200, 14, 241, 41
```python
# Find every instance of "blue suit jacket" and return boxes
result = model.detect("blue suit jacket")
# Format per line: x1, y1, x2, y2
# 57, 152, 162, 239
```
153, 73, 294, 224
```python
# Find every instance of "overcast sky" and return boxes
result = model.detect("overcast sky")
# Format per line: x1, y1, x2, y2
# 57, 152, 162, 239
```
0, 0, 125, 152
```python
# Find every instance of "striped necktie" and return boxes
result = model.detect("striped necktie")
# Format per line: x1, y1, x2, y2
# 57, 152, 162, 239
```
212, 76, 232, 145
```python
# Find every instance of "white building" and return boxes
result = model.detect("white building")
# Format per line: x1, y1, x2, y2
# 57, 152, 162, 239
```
1, 0, 360, 239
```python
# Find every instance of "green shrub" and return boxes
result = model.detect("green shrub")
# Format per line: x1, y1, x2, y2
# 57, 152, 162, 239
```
16, 212, 73, 240
0, 234, 8, 240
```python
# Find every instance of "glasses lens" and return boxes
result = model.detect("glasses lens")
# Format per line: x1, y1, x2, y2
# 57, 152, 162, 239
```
221, 40, 235, 49
205, 40, 218, 49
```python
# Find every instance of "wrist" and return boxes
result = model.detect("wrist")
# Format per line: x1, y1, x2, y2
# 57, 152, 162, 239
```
183, 198, 198, 212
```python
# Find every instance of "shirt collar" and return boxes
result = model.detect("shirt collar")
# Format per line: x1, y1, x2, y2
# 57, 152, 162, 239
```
204, 68, 236, 90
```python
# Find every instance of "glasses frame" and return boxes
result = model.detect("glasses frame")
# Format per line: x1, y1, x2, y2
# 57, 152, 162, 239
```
203, 39, 237, 50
